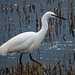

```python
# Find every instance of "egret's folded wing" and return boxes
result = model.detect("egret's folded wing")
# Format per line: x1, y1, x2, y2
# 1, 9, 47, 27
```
0, 32, 35, 55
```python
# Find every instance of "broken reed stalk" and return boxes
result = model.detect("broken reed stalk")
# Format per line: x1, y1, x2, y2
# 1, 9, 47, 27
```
35, 12, 38, 32
71, 0, 73, 22
49, 23, 51, 41
23, 0, 26, 12
8, 16, 11, 25
70, 0, 74, 37
52, 19, 54, 34
68, 0, 70, 20
3, 24, 4, 32
8, 16, 11, 38
69, 48, 71, 65
10, 66, 14, 75
26, 13, 30, 27
55, 8, 58, 37
5, 3, 8, 14
58, 60, 61, 75
55, 18, 58, 37
40, 18, 42, 29
63, 52, 66, 74
0, 69, 1, 75
58, 2, 62, 35
29, 3, 32, 12
1, 4, 4, 13
10, 4, 13, 13
5, 16, 7, 30
32, 4, 36, 12
17, 4, 19, 13
49, 62, 51, 75
55, 64, 57, 75
22, 14, 25, 23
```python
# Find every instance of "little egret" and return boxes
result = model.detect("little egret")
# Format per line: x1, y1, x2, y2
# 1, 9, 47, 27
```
0, 11, 67, 71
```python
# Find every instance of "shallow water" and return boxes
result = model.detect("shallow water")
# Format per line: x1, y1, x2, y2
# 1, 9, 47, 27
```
0, 0, 75, 70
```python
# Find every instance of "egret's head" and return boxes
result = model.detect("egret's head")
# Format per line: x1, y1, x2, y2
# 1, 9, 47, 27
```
43, 11, 67, 20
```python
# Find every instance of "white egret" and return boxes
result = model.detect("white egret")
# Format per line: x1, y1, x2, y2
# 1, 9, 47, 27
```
0, 11, 67, 71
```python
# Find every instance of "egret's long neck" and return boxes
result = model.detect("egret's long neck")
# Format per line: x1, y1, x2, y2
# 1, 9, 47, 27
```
37, 16, 48, 39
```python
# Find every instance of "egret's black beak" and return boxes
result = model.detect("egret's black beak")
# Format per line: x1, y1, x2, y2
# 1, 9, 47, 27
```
53, 14, 67, 20
55, 15, 67, 20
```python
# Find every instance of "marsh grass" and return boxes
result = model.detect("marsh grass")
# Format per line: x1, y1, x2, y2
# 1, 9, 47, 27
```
0, 57, 75, 75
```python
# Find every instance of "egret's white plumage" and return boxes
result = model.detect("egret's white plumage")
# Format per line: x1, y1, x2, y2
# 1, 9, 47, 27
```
0, 11, 66, 55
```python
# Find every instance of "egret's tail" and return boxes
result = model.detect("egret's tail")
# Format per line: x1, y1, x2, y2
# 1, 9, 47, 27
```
0, 46, 3, 55
0, 46, 7, 55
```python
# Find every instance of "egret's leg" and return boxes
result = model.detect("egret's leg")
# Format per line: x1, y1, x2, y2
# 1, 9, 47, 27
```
29, 53, 42, 66
29, 53, 46, 72
19, 53, 23, 66
19, 54, 23, 74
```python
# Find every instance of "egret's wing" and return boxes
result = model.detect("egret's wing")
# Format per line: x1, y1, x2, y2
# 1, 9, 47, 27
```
1, 32, 35, 54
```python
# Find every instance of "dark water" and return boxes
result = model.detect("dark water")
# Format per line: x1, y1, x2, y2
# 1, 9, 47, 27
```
0, 0, 75, 69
